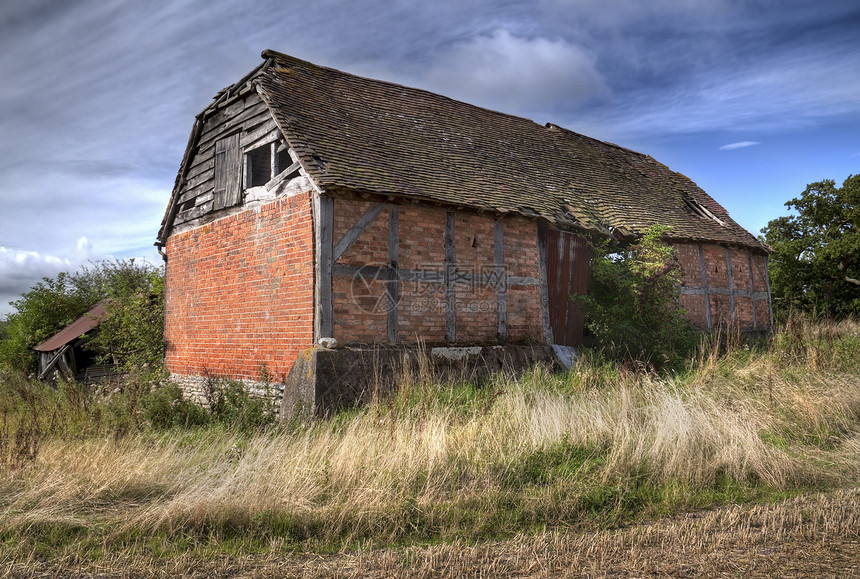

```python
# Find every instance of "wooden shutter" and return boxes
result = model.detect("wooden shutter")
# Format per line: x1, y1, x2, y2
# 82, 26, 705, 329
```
213, 133, 241, 210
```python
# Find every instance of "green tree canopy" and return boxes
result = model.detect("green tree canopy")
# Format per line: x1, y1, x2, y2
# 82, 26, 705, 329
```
0, 260, 164, 374
762, 174, 860, 318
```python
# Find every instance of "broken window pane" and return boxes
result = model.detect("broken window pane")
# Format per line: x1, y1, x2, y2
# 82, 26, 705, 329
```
276, 145, 292, 175
246, 145, 271, 188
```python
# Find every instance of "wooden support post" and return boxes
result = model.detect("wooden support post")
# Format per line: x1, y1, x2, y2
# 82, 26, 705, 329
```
764, 255, 774, 327
494, 220, 507, 341
747, 251, 757, 328
316, 195, 334, 340
444, 211, 456, 344
387, 204, 399, 345
38, 344, 71, 381
537, 224, 553, 343
555, 231, 569, 343
725, 248, 735, 322
270, 142, 276, 179
698, 244, 712, 329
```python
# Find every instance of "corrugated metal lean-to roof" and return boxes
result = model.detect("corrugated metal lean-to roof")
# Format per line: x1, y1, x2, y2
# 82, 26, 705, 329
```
34, 300, 109, 352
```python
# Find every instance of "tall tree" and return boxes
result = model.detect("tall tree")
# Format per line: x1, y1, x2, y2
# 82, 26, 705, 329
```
762, 174, 860, 318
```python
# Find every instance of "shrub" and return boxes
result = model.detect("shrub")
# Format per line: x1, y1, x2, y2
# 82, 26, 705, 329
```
85, 268, 165, 373
0, 260, 164, 374
142, 382, 209, 429
205, 377, 276, 433
583, 225, 699, 369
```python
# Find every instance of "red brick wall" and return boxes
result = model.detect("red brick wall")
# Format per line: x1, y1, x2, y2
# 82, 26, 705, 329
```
504, 218, 543, 342
164, 193, 315, 381
330, 197, 543, 345
452, 213, 498, 343
675, 242, 772, 330
397, 203, 448, 343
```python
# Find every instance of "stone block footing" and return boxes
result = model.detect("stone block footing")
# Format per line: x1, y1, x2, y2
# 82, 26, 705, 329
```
280, 343, 557, 418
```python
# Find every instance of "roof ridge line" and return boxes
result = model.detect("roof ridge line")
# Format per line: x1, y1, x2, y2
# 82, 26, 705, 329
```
260, 49, 552, 132
544, 122, 647, 157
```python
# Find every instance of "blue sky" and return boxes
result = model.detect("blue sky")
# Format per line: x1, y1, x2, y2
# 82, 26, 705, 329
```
1, 0, 858, 315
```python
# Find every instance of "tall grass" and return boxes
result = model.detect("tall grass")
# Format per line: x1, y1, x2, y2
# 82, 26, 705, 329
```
1, 316, 859, 559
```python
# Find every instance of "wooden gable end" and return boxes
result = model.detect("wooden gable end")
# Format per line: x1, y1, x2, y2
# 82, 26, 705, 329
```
171, 89, 285, 231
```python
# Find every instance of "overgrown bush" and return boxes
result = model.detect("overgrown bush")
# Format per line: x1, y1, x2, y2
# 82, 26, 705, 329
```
141, 382, 210, 429
86, 267, 165, 372
583, 225, 699, 369
204, 376, 276, 433
0, 260, 164, 374
0, 369, 277, 464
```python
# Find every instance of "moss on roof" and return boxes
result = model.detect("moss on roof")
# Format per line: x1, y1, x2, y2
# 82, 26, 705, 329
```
162, 50, 766, 252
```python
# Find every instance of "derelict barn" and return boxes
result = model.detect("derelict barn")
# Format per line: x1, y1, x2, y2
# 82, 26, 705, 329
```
156, 50, 772, 413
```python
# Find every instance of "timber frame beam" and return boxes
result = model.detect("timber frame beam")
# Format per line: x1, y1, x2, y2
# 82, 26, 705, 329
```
681, 243, 771, 329
327, 202, 538, 346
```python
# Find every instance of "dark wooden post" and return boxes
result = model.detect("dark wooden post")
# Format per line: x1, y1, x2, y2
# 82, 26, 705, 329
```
494, 220, 507, 342
387, 204, 399, 344
444, 211, 456, 343
698, 244, 712, 329
725, 248, 735, 322
316, 194, 334, 340
536, 223, 553, 343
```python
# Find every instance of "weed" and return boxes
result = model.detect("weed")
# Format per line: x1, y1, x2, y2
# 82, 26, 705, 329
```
0, 315, 858, 564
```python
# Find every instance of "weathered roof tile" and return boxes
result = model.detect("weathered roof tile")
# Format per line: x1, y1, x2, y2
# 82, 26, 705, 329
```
165, 50, 766, 251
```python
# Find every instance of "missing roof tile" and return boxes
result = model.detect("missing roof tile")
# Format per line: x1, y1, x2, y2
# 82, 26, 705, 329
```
683, 195, 726, 227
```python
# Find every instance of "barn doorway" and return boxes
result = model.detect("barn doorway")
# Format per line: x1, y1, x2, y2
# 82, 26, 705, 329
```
543, 228, 591, 347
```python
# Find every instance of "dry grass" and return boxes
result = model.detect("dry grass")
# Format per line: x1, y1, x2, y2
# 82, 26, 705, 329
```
1, 317, 859, 572
5, 488, 860, 577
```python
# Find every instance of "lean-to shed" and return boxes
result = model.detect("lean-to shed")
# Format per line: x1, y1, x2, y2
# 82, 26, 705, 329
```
156, 50, 771, 412
33, 300, 110, 382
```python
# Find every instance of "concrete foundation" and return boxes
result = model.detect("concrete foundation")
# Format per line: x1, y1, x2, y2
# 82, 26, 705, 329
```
280, 343, 556, 418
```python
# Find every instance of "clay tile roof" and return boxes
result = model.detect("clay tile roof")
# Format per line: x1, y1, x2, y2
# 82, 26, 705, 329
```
33, 301, 109, 352
180, 50, 766, 251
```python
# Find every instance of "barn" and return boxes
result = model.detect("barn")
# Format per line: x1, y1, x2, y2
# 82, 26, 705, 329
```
156, 50, 771, 413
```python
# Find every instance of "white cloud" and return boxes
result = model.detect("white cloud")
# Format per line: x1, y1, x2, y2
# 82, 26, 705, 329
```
416, 30, 608, 116
0, 247, 71, 273
719, 141, 760, 150
0, 246, 76, 314
76, 236, 90, 255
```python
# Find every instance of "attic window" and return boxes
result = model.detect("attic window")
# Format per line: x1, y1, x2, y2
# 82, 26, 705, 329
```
683, 195, 726, 226
244, 142, 296, 189
246, 146, 271, 188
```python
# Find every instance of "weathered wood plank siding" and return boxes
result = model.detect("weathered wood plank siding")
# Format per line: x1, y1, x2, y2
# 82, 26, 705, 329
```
173, 90, 279, 229
542, 228, 590, 347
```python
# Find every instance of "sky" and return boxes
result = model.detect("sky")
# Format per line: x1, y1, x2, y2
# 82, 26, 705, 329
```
1, 0, 858, 316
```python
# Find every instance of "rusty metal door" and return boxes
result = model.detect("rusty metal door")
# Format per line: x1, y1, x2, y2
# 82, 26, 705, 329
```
544, 229, 591, 346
